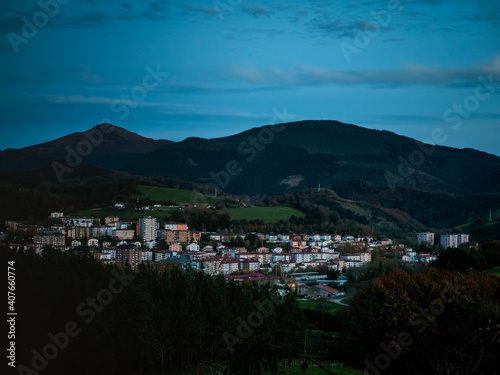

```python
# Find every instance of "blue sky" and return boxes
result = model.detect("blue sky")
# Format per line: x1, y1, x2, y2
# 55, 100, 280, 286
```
1, 0, 499, 156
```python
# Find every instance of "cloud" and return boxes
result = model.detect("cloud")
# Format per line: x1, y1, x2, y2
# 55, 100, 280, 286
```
182, 4, 219, 17
242, 6, 274, 18
225, 57, 500, 89
44, 93, 265, 119
144, 0, 170, 20
0, 1, 172, 33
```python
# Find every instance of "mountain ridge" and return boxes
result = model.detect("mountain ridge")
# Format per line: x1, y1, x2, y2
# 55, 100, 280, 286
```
123, 120, 500, 197
0, 123, 173, 172
1, 120, 499, 230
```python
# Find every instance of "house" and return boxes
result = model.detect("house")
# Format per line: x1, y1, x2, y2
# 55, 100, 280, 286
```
308, 285, 340, 298
418, 253, 437, 263
87, 238, 99, 247
330, 258, 344, 272
296, 285, 309, 296
105, 216, 120, 226
276, 260, 296, 273
277, 234, 290, 242
266, 234, 279, 243
186, 242, 200, 252
169, 243, 182, 252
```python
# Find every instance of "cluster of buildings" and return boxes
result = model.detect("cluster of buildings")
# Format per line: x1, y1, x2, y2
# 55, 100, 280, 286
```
4, 212, 470, 276
90, 241, 375, 275
3, 213, 390, 276
417, 232, 470, 248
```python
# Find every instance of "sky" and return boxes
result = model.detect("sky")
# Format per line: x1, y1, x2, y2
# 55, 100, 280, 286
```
0, 0, 499, 156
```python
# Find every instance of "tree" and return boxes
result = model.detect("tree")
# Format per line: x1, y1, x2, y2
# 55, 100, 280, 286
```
344, 269, 500, 374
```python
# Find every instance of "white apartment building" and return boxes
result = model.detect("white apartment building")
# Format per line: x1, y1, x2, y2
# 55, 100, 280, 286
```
440, 233, 469, 248
417, 232, 435, 245
139, 216, 157, 242
440, 234, 458, 248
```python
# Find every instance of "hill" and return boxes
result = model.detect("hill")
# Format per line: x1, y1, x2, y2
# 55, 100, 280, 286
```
125, 120, 500, 197
0, 123, 172, 172
1, 120, 499, 230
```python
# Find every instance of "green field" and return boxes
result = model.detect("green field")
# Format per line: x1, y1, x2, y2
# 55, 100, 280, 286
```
484, 268, 500, 276
298, 300, 345, 316
69, 207, 177, 221
226, 206, 305, 223
134, 185, 209, 204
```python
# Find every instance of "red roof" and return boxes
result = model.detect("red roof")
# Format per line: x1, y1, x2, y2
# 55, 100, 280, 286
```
311, 284, 339, 294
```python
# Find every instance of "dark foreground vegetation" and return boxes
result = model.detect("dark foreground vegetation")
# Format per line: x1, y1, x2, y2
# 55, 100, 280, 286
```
3, 246, 499, 375
2, 246, 305, 375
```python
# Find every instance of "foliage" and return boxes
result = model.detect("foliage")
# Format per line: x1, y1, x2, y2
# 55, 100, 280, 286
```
344, 269, 500, 374
1, 246, 306, 375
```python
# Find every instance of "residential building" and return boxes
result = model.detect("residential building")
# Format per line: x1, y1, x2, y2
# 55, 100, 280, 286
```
440, 234, 458, 249
34, 233, 65, 247
165, 223, 188, 231
308, 285, 340, 298
115, 246, 142, 270
162, 230, 189, 244
64, 217, 95, 227
458, 233, 470, 246
190, 231, 202, 243
139, 216, 157, 242
343, 260, 364, 269
105, 216, 120, 226
155, 251, 171, 262
296, 285, 309, 296
113, 229, 135, 240
186, 243, 200, 251
141, 250, 153, 262
417, 232, 435, 246
220, 259, 240, 275
169, 243, 182, 252
87, 238, 99, 247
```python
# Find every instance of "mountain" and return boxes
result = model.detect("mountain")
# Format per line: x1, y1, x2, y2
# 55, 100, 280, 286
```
2, 120, 499, 229
124, 120, 500, 197
0, 124, 172, 172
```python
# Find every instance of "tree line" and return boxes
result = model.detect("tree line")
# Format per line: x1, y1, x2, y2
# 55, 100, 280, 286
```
2, 246, 306, 375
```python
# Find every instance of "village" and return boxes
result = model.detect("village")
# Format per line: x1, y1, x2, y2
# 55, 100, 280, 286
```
2, 210, 471, 283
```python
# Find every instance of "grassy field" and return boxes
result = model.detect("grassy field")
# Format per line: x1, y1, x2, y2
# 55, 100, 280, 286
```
226, 206, 305, 223
298, 300, 345, 316
69, 207, 177, 221
134, 185, 210, 204
484, 268, 500, 276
